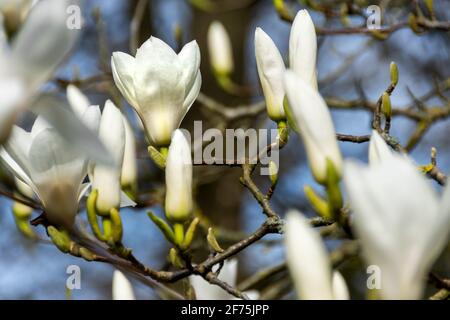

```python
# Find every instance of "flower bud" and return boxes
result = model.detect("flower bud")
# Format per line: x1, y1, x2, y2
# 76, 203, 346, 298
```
255, 27, 286, 121
165, 130, 193, 222
207, 21, 233, 75
92, 100, 125, 214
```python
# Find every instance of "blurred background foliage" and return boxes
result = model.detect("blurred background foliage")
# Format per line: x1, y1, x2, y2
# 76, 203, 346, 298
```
0, 0, 449, 299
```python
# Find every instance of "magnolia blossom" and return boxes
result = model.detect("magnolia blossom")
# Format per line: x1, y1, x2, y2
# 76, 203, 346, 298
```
254, 9, 317, 122
121, 117, 137, 190
283, 71, 342, 183
111, 37, 201, 147
285, 211, 349, 300
112, 270, 135, 300
254, 28, 286, 121
165, 130, 193, 222
0, 105, 100, 227
92, 100, 125, 214
368, 130, 393, 165
0, 0, 79, 143
207, 21, 233, 75
289, 9, 318, 89
344, 154, 450, 299
190, 259, 259, 300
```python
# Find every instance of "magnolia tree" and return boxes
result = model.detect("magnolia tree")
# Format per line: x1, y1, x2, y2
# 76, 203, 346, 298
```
0, 0, 449, 300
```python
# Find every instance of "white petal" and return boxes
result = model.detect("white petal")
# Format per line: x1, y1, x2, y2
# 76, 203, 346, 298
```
112, 270, 135, 300
285, 211, 334, 300
33, 94, 112, 166
121, 117, 137, 187
11, 0, 80, 89
28, 128, 87, 227
67, 85, 90, 117
0, 77, 24, 143
182, 71, 201, 111
111, 52, 138, 108
255, 27, 286, 121
3, 125, 32, 177
92, 100, 125, 213
283, 70, 342, 183
190, 259, 238, 300
178, 40, 201, 93
343, 155, 446, 299
119, 191, 136, 208
368, 130, 393, 165
289, 9, 317, 88
331, 271, 349, 300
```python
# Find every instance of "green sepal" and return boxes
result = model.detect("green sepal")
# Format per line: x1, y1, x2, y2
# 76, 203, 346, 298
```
147, 210, 175, 243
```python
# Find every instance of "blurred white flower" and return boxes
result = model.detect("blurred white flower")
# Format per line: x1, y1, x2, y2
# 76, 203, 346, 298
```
111, 36, 201, 147
92, 100, 126, 214
121, 117, 137, 190
368, 130, 394, 165
0, 0, 35, 33
289, 9, 318, 89
165, 130, 193, 222
0, 104, 100, 227
254, 27, 286, 121
283, 71, 342, 183
0, 0, 79, 114
112, 270, 135, 300
207, 21, 233, 75
190, 259, 259, 300
0, 1, 109, 167
344, 154, 450, 299
285, 211, 349, 300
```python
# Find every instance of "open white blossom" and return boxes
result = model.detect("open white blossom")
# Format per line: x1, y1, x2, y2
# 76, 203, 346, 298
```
283, 70, 342, 183
92, 100, 126, 214
165, 130, 193, 222
190, 259, 259, 300
0, 105, 100, 227
344, 154, 450, 299
112, 270, 135, 300
285, 211, 349, 300
207, 21, 233, 75
111, 36, 201, 147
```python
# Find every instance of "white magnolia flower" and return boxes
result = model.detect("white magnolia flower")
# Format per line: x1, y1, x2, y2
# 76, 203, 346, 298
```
111, 36, 201, 147
112, 270, 135, 300
190, 259, 259, 300
368, 130, 393, 165
254, 27, 286, 121
0, 0, 79, 139
283, 71, 342, 183
344, 154, 450, 299
285, 211, 349, 300
121, 117, 137, 190
207, 21, 233, 75
92, 100, 126, 214
289, 9, 318, 89
0, 105, 100, 227
165, 129, 193, 222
